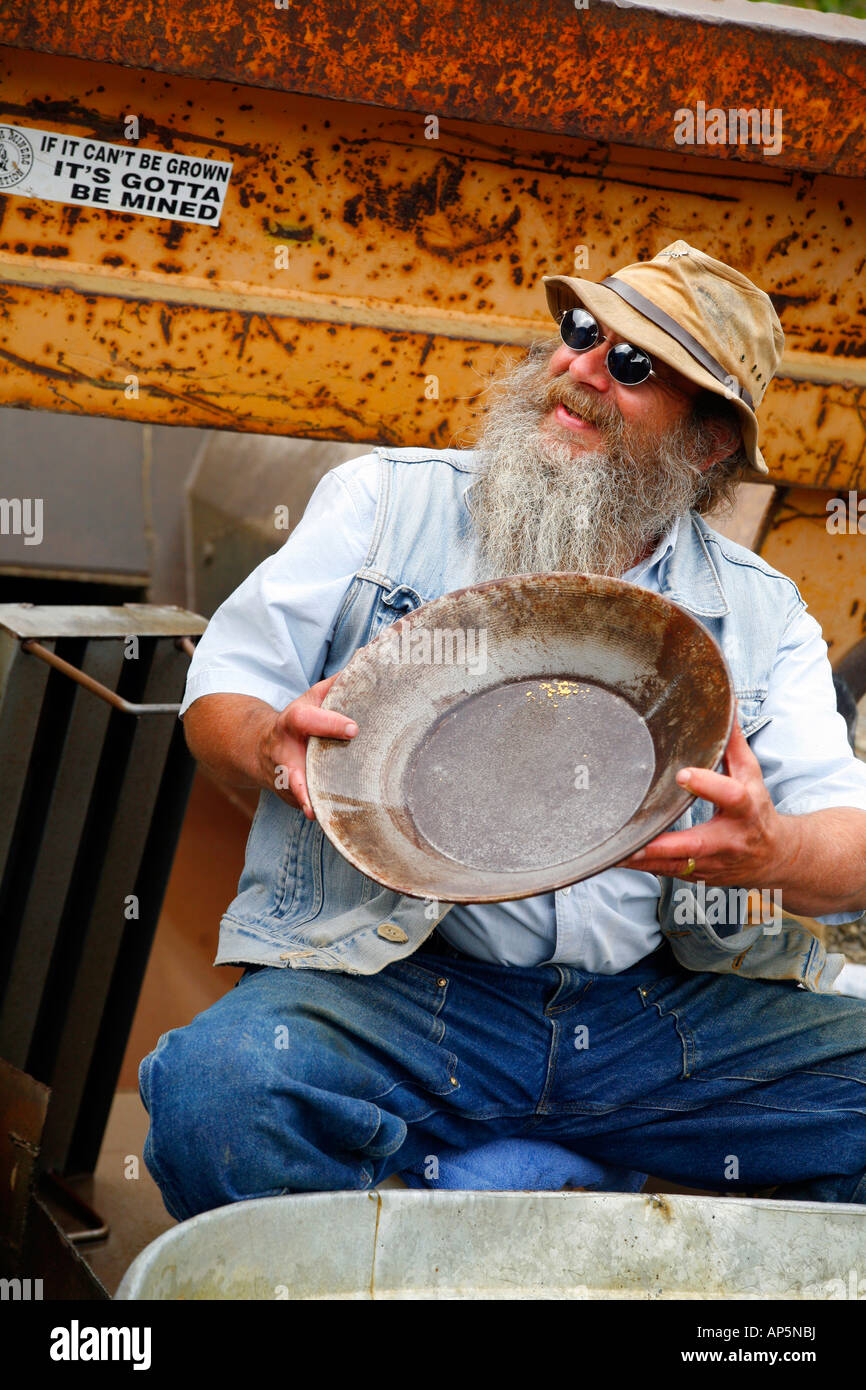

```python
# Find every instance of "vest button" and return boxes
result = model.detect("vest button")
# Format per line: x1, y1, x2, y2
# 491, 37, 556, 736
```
377, 922, 409, 943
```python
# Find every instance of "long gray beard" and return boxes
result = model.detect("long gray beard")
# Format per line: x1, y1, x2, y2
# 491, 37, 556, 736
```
469, 339, 718, 581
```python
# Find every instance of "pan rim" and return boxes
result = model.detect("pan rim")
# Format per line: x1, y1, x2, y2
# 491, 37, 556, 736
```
307, 571, 736, 902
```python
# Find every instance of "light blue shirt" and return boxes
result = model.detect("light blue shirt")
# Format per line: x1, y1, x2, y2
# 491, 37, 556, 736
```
181, 452, 866, 971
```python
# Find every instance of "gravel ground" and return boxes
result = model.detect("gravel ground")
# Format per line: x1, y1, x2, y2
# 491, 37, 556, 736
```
824, 915, 866, 965
823, 707, 866, 963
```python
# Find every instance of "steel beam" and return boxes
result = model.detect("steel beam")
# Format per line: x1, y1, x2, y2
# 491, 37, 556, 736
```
1, 45, 864, 487
0, 0, 863, 176
757, 488, 866, 661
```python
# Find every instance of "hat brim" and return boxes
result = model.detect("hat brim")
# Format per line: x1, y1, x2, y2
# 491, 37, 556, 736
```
542, 274, 768, 477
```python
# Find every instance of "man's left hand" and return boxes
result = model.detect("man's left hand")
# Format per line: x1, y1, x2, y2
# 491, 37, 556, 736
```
615, 712, 800, 887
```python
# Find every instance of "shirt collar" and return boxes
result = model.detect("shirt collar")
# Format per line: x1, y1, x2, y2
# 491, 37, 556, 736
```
622, 515, 680, 585
624, 512, 730, 616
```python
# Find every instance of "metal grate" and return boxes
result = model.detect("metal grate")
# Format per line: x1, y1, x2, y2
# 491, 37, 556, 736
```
0, 603, 206, 1175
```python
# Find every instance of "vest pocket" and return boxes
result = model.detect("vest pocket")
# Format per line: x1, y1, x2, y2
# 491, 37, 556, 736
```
735, 694, 771, 741
369, 581, 425, 639
274, 812, 324, 924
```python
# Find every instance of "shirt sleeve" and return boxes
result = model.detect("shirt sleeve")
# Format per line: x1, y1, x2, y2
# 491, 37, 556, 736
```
178, 452, 379, 718
748, 603, 866, 924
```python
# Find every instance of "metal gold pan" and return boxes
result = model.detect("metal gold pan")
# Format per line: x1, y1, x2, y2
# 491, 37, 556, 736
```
306, 573, 735, 902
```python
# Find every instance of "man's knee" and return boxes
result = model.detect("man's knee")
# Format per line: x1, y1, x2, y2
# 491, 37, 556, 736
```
770, 1167, 866, 1206
140, 1020, 279, 1219
138, 993, 404, 1219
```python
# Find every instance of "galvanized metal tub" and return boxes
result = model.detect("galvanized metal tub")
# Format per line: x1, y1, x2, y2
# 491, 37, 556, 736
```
115, 1190, 866, 1300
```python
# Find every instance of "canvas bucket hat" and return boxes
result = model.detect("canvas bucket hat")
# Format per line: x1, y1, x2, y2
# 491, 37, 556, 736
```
542, 240, 785, 476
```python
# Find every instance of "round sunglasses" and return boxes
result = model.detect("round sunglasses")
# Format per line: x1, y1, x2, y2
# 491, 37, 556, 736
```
558, 307, 666, 389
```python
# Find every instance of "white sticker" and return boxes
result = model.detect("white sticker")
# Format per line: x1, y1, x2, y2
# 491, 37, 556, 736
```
0, 123, 232, 226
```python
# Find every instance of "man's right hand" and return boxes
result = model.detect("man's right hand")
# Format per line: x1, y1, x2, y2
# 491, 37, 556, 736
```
182, 677, 358, 822
256, 674, 358, 818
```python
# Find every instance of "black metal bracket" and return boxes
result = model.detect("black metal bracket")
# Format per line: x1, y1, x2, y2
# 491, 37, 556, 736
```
20, 635, 197, 715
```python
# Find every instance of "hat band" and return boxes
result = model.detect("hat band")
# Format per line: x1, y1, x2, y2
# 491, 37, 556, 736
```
600, 276, 754, 411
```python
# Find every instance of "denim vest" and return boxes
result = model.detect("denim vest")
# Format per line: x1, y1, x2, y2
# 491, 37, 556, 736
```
216, 446, 844, 992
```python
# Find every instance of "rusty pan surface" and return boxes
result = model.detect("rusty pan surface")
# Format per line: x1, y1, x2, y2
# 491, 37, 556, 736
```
306, 573, 734, 902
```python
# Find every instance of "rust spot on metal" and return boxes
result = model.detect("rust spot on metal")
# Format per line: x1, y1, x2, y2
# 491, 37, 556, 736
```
257, 316, 297, 357
60, 204, 83, 234
647, 1193, 674, 1220
1, 0, 864, 176
0, 36, 863, 498
423, 204, 521, 259
158, 220, 185, 252
368, 1189, 382, 1300
0, 93, 259, 159
262, 220, 315, 242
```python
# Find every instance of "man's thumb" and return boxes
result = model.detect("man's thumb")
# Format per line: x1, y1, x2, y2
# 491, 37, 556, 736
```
307, 672, 340, 705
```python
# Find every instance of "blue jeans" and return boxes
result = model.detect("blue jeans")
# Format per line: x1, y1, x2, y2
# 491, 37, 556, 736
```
139, 936, 866, 1222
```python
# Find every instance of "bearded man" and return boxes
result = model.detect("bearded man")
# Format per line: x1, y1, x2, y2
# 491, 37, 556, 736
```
140, 242, 866, 1221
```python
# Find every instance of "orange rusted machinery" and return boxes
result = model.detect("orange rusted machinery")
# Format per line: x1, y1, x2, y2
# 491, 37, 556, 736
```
0, 0, 865, 667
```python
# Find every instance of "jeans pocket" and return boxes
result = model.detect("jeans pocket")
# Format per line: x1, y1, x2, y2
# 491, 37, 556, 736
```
375, 958, 460, 1098
638, 976, 698, 1080
639, 966, 825, 1084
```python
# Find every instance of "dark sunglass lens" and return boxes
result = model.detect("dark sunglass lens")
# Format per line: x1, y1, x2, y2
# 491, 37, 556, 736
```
559, 308, 599, 351
607, 343, 652, 385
